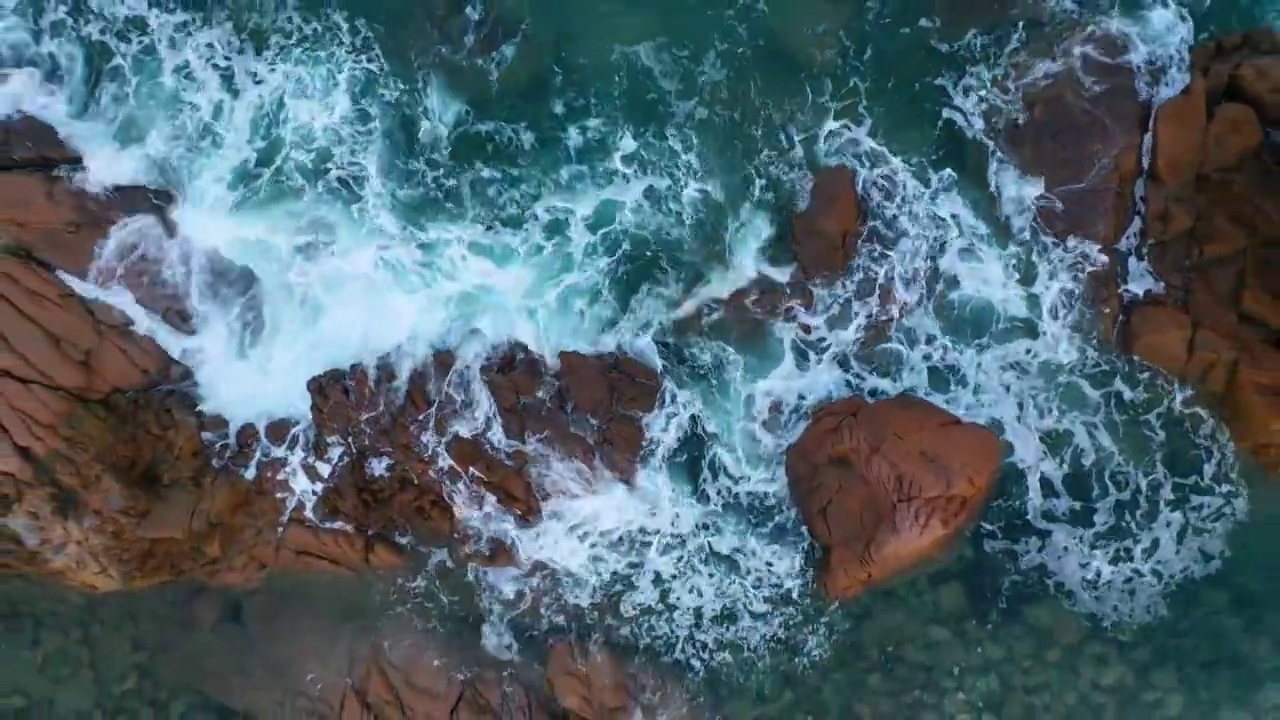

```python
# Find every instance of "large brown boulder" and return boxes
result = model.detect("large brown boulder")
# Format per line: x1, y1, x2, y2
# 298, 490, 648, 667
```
785, 395, 1002, 601
1122, 28, 1280, 476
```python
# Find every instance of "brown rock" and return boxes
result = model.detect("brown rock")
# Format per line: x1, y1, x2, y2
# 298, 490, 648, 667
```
1200, 103, 1264, 174
546, 641, 633, 720
0, 253, 402, 590
673, 275, 815, 342
0, 115, 262, 336
0, 115, 670, 590
1152, 75, 1206, 187
1003, 33, 1149, 247
785, 395, 1002, 601
1121, 30, 1280, 478
790, 165, 861, 280
0, 115, 81, 170
1230, 56, 1280, 124
309, 344, 661, 546
0, 169, 172, 279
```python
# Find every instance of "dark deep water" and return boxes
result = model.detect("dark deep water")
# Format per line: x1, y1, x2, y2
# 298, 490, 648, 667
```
3, 0, 1280, 716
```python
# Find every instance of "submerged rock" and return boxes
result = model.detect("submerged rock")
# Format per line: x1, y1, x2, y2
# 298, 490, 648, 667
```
545, 639, 700, 720
1122, 28, 1280, 476
546, 641, 634, 719
785, 395, 1002, 601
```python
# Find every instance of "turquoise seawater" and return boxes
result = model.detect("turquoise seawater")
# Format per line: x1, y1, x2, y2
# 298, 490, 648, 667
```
2, 0, 1278, 716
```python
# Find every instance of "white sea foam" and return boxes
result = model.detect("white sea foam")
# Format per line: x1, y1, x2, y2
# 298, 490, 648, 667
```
0, 0, 1249, 671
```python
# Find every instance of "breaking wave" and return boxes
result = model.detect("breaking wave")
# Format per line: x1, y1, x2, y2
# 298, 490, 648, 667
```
0, 0, 1248, 672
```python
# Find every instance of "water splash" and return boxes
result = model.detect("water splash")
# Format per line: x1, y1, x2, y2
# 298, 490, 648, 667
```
0, 0, 1248, 672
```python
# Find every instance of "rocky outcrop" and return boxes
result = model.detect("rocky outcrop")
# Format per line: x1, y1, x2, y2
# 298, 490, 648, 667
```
1003, 32, 1149, 249
0, 251, 405, 590
0, 115, 260, 335
308, 345, 660, 557
998, 28, 1280, 475
678, 165, 862, 337
1122, 29, 1280, 475
791, 165, 863, 281
1, 113, 666, 590
0, 115, 81, 170
1002, 31, 1150, 335
785, 395, 1002, 601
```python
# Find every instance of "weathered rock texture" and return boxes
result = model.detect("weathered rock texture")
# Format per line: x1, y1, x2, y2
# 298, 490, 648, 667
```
1, 114, 663, 591
1004, 33, 1149, 249
1121, 29, 1280, 475
0, 119, 259, 334
544, 640, 699, 720
1001, 28, 1280, 476
791, 165, 863, 281
785, 395, 1002, 601
307, 345, 660, 559
1003, 31, 1151, 335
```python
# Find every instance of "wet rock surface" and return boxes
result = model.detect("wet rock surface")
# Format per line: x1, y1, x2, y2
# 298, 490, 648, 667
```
1003, 32, 1149, 249
1002, 32, 1150, 337
0, 114, 260, 334
1122, 29, 1280, 476
309, 344, 660, 554
785, 394, 1003, 601
677, 164, 862, 340
1, 112, 665, 592
790, 165, 863, 281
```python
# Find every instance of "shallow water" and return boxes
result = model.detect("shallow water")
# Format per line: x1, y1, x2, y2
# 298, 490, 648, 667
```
2, 0, 1279, 716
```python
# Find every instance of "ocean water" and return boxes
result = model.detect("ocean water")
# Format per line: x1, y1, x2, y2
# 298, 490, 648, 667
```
2, 0, 1278, 716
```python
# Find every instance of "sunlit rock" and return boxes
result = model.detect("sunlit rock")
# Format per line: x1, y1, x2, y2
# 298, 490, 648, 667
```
1123, 28, 1280, 477
785, 394, 1002, 601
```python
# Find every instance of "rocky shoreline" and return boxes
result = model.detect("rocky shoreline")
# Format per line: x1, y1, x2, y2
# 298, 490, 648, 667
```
1004, 27, 1280, 475
2, 23, 1278, 719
